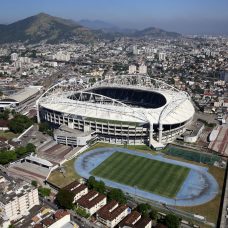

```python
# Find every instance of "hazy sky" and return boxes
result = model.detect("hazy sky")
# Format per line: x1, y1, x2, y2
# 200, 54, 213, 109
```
0, 0, 228, 35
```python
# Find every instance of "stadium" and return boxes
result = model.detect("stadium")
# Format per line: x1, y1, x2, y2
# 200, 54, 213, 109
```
37, 74, 195, 147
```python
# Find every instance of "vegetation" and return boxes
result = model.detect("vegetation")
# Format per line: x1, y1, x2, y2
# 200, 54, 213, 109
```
0, 143, 36, 164
149, 208, 158, 220
107, 188, 127, 204
0, 109, 10, 120
0, 151, 17, 164
91, 152, 189, 198
137, 204, 158, 220
56, 189, 74, 209
39, 122, 53, 136
75, 207, 90, 218
38, 187, 51, 197
8, 114, 33, 133
31, 180, 38, 187
137, 203, 151, 217
47, 159, 80, 188
87, 176, 105, 194
164, 213, 180, 228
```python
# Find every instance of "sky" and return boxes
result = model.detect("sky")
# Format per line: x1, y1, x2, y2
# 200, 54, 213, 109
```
0, 0, 228, 35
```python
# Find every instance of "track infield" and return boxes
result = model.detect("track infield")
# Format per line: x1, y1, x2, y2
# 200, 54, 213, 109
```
91, 152, 190, 198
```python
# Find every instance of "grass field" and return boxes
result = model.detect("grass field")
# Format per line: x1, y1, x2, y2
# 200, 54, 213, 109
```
47, 159, 80, 188
91, 152, 190, 198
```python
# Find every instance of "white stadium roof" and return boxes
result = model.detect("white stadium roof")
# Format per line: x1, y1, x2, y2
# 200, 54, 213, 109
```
38, 75, 195, 125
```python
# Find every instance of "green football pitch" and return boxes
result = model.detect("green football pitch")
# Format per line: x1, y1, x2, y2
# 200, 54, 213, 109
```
91, 152, 190, 198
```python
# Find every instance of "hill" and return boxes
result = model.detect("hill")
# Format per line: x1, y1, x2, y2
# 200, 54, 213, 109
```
0, 13, 181, 44
133, 27, 181, 38
0, 13, 99, 44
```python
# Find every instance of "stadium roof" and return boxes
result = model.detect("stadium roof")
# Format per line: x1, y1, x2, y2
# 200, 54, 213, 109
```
9, 87, 40, 103
38, 75, 195, 125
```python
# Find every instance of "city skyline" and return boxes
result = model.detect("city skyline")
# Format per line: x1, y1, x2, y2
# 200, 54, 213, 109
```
0, 0, 228, 35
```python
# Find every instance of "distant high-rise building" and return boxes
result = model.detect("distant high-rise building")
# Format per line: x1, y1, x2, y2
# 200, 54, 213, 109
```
132, 46, 139, 55
159, 52, 166, 61
10, 53, 18, 61
128, 65, 137, 74
139, 64, 147, 74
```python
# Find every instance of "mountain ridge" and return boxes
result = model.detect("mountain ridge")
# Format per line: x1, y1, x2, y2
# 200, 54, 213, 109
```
0, 13, 181, 44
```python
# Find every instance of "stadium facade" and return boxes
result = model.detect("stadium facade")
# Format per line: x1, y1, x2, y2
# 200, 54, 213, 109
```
37, 75, 195, 148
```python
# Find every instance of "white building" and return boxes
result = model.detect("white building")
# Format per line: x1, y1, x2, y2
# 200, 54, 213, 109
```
139, 64, 147, 74
159, 52, 166, 61
96, 200, 129, 228
63, 181, 88, 203
128, 65, 137, 74
119, 210, 152, 228
132, 46, 139, 55
19, 57, 31, 64
53, 51, 70, 62
0, 178, 39, 221
77, 190, 107, 215
10, 53, 18, 61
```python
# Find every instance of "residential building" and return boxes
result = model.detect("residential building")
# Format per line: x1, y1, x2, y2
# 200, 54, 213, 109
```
96, 200, 129, 228
0, 177, 39, 221
129, 65, 137, 74
119, 210, 152, 228
139, 64, 147, 74
77, 190, 106, 215
10, 53, 18, 61
63, 181, 88, 203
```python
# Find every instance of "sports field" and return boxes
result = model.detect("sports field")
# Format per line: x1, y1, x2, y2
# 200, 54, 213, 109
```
91, 152, 190, 198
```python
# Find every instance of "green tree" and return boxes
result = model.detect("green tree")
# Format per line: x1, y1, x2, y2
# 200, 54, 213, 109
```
87, 176, 105, 194
26, 143, 36, 153
38, 187, 51, 197
137, 203, 151, 217
107, 188, 127, 204
0, 150, 17, 164
56, 189, 74, 209
164, 214, 180, 228
31, 180, 38, 187
0, 109, 10, 120
8, 114, 33, 133
39, 122, 53, 136
149, 208, 158, 220
87, 176, 96, 189
15, 147, 27, 158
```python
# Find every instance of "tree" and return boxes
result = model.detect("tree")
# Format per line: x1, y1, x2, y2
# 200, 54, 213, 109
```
87, 176, 96, 189
137, 203, 151, 217
26, 143, 36, 153
0, 150, 17, 164
56, 189, 74, 209
39, 122, 53, 136
31, 180, 38, 187
8, 114, 33, 133
164, 214, 180, 228
87, 176, 105, 194
0, 109, 10, 120
149, 208, 158, 220
15, 147, 27, 158
38, 187, 51, 197
107, 188, 126, 204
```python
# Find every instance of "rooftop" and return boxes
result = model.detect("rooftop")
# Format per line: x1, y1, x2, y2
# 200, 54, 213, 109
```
77, 190, 106, 209
97, 200, 128, 222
